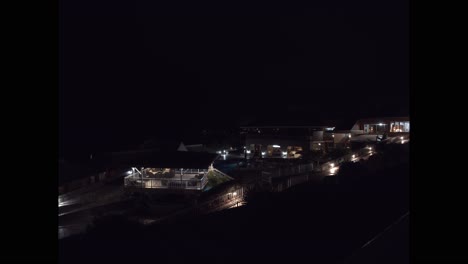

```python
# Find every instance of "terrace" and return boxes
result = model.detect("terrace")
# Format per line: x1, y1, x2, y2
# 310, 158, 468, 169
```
124, 168, 209, 190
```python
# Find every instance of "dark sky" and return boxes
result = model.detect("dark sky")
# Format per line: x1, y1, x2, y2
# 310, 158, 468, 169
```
59, 0, 409, 156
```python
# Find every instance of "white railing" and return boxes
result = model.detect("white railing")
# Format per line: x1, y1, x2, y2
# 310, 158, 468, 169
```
173, 169, 208, 175
124, 173, 208, 190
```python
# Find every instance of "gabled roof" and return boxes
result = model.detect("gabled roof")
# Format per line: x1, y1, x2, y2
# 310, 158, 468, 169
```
185, 144, 206, 152
140, 139, 186, 151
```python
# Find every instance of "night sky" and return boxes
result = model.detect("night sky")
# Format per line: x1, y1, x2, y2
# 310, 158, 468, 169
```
59, 0, 409, 157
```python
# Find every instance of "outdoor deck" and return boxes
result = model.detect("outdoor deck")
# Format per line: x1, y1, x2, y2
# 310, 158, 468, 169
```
124, 169, 209, 190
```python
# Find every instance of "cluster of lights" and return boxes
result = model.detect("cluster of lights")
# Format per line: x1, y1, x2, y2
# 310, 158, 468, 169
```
261, 152, 266, 156
367, 146, 373, 156
282, 152, 287, 156
329, 163, 338, 175
246, 150, 251, 154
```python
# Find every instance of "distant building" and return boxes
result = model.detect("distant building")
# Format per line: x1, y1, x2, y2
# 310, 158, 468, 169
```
240, 125, 335, 158
239, 116, 410, 157
349, 117, 410, 142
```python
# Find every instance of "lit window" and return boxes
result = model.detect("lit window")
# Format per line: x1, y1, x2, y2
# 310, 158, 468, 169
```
391, 121, 410, 132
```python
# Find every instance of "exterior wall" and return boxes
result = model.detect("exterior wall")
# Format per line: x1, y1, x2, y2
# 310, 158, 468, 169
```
311, 131, 324, 141
242, 127, 333, 155
333, 133, 348, 144
245, 136, 306, 152
355, 117, 410, 134
350, 134, 379, 142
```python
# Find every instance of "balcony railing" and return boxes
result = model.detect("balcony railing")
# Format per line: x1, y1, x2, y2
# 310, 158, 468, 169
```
124, 172, 208, 191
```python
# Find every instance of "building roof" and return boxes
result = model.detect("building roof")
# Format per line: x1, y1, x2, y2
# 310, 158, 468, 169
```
355, 117, 409, 123
240, 115, 333, 128
139, 139, 188, 151
93, 150, 219, 169
321, 119, 359, 131
241, 118, 356, 131
241, 125, 332, 129
185, 144, 206, 152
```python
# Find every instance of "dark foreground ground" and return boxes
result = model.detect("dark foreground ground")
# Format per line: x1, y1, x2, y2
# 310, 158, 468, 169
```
60, 145, 409, 264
